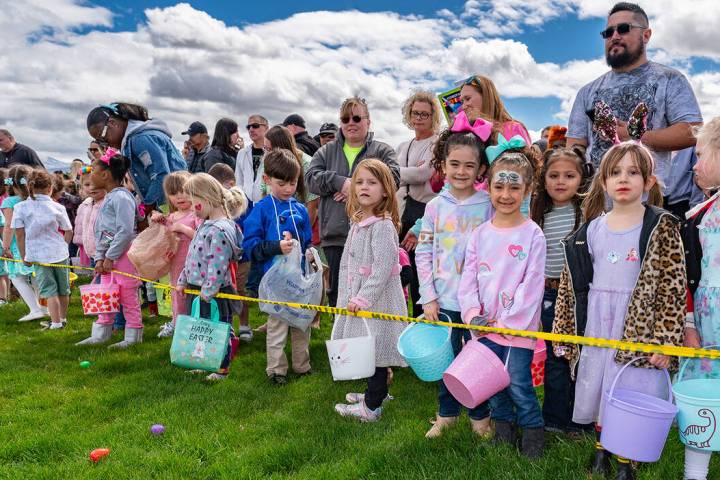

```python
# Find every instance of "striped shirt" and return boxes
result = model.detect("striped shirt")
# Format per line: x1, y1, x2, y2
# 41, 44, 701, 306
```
543, 204, 577, 279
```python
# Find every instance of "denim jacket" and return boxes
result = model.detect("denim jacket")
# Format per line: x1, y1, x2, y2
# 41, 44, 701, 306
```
121, 119, 187, 206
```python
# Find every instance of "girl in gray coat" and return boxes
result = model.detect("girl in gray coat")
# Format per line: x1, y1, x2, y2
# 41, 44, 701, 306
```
333, 159, 408, 422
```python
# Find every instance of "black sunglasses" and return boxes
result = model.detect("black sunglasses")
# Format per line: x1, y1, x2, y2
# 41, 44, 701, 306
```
600, 23, 646, 39
340, 115, 367, 124
87, 147, 100, 153
246, 123, 267, 130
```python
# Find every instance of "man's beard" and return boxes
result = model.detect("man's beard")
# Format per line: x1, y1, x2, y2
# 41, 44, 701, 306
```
606, 41, 644, 69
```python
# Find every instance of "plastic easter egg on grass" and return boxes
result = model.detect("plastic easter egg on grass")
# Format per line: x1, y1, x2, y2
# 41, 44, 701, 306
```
150, 424, 165, 435
89, 448, 110, 463
80, 361, 91, 369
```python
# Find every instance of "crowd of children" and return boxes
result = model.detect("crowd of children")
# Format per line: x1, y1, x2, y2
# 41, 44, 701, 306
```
2, 105, 720, 479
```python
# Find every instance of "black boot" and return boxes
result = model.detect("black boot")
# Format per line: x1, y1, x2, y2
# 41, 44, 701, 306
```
614, 458, 634, 480
494, 420, 517, 445
590, 446, 612, 476
520, 427, 545, 459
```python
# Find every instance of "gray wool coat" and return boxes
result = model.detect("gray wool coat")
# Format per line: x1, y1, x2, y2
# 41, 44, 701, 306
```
331, 215, 408, 368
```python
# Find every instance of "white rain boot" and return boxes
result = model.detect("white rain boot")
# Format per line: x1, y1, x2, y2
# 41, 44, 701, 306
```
76, 323, 113, 346
108, 327, 143, 349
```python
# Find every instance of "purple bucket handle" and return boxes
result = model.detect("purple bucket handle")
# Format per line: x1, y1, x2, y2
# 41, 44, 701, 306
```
609, 356, 673, 405
677, 344, 720, 383
92, 271, 116, 285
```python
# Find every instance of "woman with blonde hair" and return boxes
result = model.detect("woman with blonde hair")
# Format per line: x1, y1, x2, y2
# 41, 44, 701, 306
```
396, 90, 441, 316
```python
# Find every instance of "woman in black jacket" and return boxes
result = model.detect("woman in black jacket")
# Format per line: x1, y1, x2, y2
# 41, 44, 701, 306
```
202, 118, 239, 173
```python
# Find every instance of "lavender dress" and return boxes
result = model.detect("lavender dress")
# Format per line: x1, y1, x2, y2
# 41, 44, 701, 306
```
573, 215, 669, 425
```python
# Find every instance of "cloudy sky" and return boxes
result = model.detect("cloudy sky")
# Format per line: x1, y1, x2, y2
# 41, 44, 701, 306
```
1, 0, 719, 163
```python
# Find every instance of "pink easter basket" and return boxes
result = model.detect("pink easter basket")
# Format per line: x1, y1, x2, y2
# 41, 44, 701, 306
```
79, 274, 121, 315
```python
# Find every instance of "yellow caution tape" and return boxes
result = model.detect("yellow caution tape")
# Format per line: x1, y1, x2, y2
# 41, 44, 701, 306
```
2, 256, 717, 360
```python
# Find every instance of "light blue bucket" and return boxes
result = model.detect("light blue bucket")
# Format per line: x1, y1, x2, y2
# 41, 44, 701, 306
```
397, 314, 453, 382
674, 351, 720, 452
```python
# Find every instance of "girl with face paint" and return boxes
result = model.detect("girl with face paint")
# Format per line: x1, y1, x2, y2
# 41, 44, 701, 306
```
176, 173, 247, 381
458, 151, 548, 458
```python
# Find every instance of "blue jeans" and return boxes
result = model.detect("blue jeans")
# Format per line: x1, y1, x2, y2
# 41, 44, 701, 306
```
438, 309, 488, 420
479, 337, 543, 429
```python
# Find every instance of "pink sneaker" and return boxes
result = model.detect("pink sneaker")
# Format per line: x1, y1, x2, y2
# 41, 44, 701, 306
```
334, 401, 382, 422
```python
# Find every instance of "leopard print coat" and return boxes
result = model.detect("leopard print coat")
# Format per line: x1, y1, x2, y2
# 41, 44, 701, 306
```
553, 209, 686, 377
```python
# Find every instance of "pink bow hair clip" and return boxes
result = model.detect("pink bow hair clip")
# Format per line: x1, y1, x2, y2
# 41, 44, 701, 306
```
451, 110, 492, 142
99, 148, 118, 165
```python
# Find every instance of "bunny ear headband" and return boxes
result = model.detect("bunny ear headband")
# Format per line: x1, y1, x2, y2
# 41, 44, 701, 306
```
592, 100, 648, 145
592, 100, 653, 169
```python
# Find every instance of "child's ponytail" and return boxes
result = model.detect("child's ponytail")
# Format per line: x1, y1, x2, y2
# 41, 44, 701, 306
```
222, 186, 248, 219
581, 174, 607, 222
8, 164, 32, 199
27, 169, 53, 200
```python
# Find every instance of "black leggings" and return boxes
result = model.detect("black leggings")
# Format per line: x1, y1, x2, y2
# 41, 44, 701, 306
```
364, 367, 389, 410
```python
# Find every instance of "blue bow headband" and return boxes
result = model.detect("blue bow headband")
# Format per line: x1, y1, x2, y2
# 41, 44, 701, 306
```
3, 178, 11, 186
19, 178, 27, 185
486, 133, 527, 163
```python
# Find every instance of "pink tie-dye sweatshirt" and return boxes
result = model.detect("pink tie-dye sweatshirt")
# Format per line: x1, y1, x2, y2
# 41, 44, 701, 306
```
459, 218, 546, 350
416, 189, 493, 312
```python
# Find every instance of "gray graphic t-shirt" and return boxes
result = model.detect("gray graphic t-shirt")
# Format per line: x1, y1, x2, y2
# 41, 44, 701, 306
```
568, 61, 702, 191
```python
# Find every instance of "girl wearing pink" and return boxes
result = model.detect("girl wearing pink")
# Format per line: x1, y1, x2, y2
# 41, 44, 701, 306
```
74, 174, 106, 266
459, 148, 546, 458
151, 171, 200, 338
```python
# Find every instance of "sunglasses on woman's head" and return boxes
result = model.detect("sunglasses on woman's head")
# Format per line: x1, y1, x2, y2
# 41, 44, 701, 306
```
600, 23, 646, 39
340, 115, 367, 124
454, 75, 481, 87
246, 123, 266, 130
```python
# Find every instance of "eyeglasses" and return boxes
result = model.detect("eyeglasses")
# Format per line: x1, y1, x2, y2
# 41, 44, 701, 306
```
340, 115, 368, 124
319, 133, 335, 138
246, 123, 267, 130
600, 23, 646, 39
410, 110, 431, 120
88, 147, 99, 153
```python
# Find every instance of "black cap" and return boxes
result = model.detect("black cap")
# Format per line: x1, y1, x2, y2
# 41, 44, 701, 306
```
182, 121, 207, 136
319, 122, 338, 135
282, 114, 306, 129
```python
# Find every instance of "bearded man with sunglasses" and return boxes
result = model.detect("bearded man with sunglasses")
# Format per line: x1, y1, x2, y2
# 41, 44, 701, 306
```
567, 2, 702, 191
306, 96, 399, 307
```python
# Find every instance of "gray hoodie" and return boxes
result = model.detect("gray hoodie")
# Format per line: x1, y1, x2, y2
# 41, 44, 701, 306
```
94, 187, 136, 262
305, 131, 399, 247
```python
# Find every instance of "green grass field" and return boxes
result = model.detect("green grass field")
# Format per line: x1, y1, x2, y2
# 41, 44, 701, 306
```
0, 281, 716, 479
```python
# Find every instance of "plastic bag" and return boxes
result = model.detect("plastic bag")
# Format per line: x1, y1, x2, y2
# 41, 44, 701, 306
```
127, 222, 178, 281
259, 241, 323, 331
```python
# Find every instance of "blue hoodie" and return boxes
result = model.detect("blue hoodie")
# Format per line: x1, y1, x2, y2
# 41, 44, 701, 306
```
121, 119, 187, 206
242, 195, 312, 273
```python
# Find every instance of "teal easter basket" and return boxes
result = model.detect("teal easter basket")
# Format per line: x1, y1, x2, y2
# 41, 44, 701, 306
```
170, 298, 230, 372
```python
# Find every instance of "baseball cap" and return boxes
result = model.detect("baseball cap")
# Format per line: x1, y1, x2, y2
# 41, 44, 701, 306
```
182, 121, 207, 136
282, 114, 306, 129
319, 123, 338, 135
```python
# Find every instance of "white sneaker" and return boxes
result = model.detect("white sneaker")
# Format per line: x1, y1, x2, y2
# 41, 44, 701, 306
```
157, 322, 175, 338
48, 322, 66, 330
237, 326, 253, 343
345, 392, 394, 405
19, 310, 47, 322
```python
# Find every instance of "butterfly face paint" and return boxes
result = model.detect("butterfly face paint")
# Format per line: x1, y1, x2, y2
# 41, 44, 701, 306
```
492, 170, 524, 186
